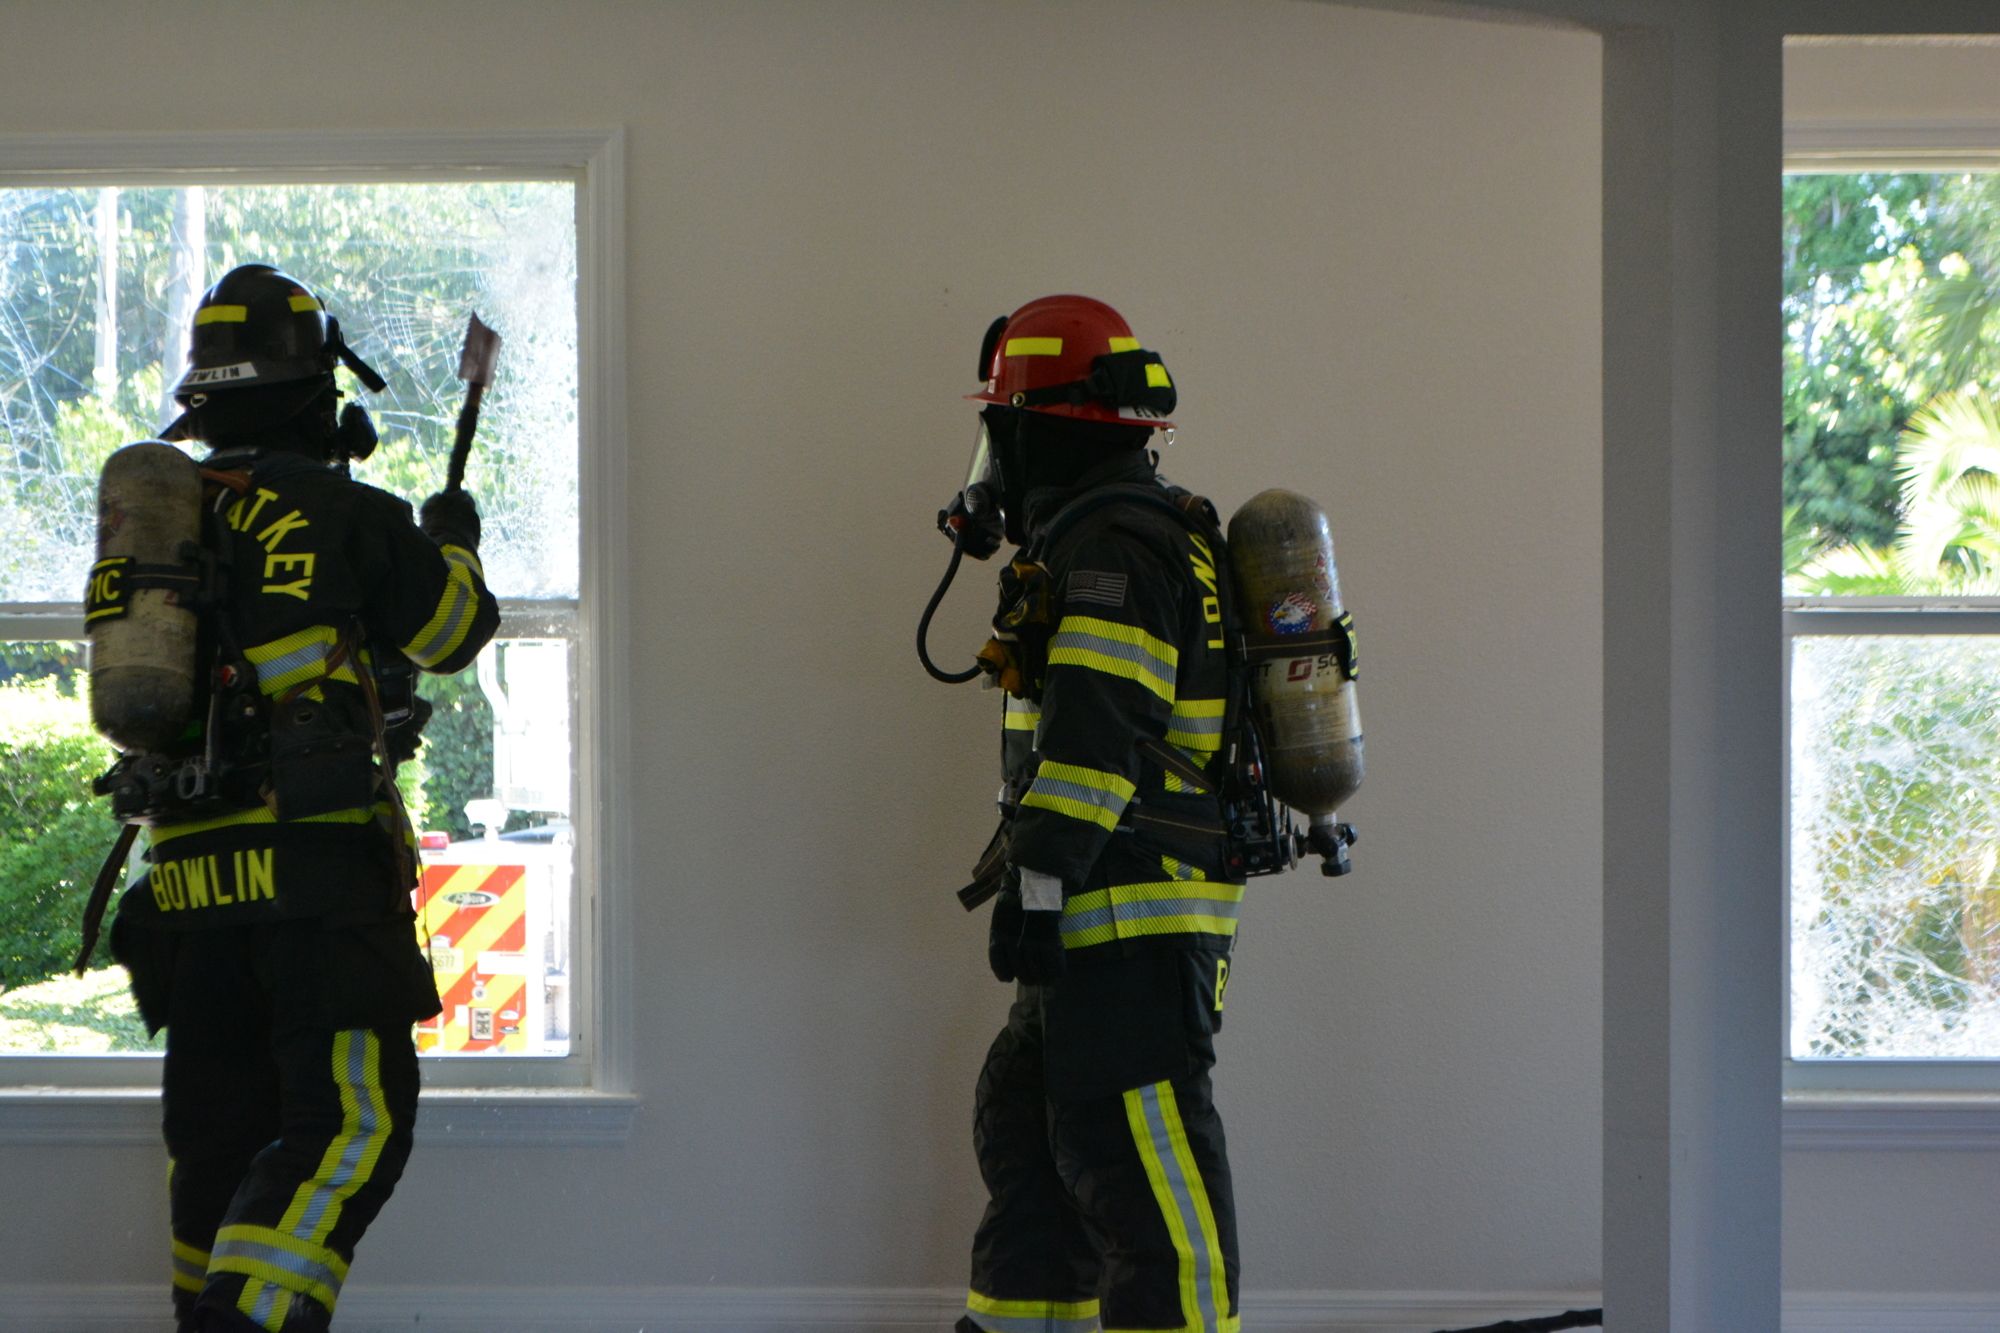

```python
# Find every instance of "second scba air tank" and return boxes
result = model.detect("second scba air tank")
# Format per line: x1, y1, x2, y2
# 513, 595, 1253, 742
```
88, 442, 203, 752
1226, 488, 1364, 865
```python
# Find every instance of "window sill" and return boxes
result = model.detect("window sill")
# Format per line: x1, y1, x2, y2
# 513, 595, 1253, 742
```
1784, 1091, 2000, 1150
0, 1086, 636, 1147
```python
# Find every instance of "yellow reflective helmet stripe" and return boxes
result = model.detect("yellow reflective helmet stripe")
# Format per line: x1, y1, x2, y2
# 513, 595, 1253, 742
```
1005, 336, 1063, 357
1107, 336, 1140, 353
287, 293, 322, 312
195, 304, 249, 324
1146, 362, 1173, 388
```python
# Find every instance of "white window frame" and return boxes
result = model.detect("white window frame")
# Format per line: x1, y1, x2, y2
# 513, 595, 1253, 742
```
1783, 120, 2000, 1150
0, 130, 634, 1146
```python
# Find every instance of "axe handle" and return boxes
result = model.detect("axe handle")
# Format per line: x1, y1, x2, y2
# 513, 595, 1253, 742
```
445, 381, 486, 493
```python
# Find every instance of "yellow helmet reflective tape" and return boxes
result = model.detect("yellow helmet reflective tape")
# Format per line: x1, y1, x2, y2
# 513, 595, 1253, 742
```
287, 293, 322, 312
195, 304, 250, 325
1145, 362, 1173, 388
1005, 336, 1063, 357
1107, 336, 1140, 353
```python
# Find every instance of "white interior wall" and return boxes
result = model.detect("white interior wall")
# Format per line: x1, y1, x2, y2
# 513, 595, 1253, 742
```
1782, 36, 2000, 1297
0, 0, 1604, 1306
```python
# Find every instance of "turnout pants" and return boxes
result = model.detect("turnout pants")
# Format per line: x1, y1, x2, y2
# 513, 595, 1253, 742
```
966, 950, 1240, 1333
124, 922, 422, 1332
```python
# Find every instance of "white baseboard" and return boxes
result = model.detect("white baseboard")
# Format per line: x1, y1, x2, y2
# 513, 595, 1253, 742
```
1784, 1292, 2000, 1332
0, 1286, 1597, 1333
3, 1284, 1989, 1333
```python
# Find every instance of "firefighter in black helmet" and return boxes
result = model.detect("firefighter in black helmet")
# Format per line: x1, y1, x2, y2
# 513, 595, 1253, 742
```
107, 264, 497, 1333
943, 296, 1241, 1333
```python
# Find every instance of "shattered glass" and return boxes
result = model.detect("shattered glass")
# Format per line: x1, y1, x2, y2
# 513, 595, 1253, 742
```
1792, 635, 2000, 1057
0, 182, 577, 602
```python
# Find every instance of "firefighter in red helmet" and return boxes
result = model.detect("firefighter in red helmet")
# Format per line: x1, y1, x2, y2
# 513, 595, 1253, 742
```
937, 296, 1242, 1333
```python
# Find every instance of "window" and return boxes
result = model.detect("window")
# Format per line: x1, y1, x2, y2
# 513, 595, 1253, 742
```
0, 131, 630, 1139
1784, 154, 2000, 1097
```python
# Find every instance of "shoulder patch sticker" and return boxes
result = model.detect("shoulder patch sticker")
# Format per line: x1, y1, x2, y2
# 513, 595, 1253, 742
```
1067, 569, 1129, 608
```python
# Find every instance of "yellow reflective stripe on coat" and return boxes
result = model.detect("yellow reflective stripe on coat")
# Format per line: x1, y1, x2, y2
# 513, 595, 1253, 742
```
172, 1237, 209, 1293
402, 544, 484, 668
1003, 697, 1041, 732
244, 625, 358, 697
1164, 698, 1225, 752
965, 1287, 1102, 1333
1060, 878, 1245, 949
1124, 1082, 1238, 1333
150, 802, 382, 846
1048, 614, 1177, 703
1021, 760, 1136, 832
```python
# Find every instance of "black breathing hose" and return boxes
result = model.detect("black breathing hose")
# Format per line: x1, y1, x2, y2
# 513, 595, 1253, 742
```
918, 529, 985, 684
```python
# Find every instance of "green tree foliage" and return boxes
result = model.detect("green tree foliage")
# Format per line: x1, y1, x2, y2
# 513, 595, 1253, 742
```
1785, 174, 2000, 1055
418, 664, 495, 841
1783, 174, 1938, 558
0, 679, 120, 988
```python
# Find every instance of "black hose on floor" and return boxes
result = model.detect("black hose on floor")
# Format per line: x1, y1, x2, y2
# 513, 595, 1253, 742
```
1434, 1309, 1602, 1333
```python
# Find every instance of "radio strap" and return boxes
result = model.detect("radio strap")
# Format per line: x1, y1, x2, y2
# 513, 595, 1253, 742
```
73, 823, 140, 978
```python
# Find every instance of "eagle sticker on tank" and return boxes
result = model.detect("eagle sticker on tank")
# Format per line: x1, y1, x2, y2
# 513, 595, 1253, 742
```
1267, 591, 1317, 635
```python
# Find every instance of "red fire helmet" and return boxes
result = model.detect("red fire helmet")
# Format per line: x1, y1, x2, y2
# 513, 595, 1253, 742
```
968, 294, 1175, 427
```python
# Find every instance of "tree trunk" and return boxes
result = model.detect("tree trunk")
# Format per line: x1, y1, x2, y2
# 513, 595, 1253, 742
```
92, 188, 118, 403
159, 186, 206, 431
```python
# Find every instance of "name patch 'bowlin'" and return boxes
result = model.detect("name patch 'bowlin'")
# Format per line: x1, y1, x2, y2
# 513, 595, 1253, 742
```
85, 556, 132, 624
1066, 569, 1129, 608
150, 848, 279, 912
180, 361, 257, 387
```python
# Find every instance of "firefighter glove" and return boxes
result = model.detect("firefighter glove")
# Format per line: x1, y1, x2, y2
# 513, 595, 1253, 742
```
419, 489, 482, 553
1013, 908, 1067, 986
988, 890, 1022, 984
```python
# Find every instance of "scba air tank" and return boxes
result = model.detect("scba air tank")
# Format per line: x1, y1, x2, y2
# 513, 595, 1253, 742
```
89, 443, 202, 752
1227, 488, 1364, 827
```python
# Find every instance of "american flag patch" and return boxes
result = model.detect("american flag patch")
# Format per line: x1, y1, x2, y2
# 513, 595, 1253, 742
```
1067, 569, 1128, 607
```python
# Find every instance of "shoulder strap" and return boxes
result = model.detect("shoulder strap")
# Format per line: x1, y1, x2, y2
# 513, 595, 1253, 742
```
73, 823, 140, 977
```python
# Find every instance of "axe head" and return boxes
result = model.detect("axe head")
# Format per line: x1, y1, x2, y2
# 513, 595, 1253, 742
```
456, 313, 503, 386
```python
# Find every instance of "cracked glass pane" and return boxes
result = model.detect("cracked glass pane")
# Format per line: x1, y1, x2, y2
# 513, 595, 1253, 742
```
0, 182, 577, 601
1792, 635, 2000, 1058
